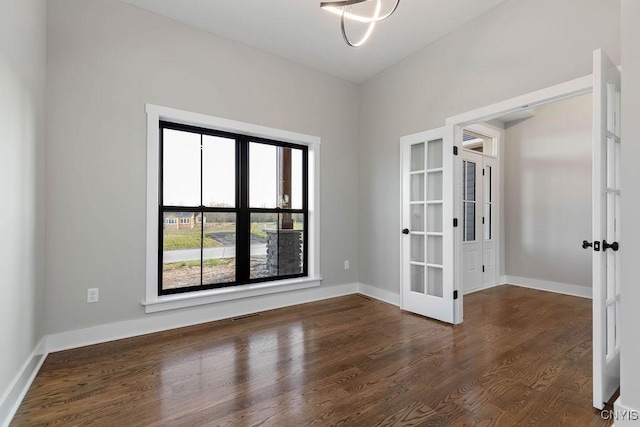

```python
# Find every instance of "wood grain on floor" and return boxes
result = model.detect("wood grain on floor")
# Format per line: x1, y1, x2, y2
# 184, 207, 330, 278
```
12, 285, 611, 426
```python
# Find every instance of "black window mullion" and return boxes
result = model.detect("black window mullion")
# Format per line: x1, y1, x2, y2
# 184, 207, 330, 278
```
158, 126, 165, 295
236, 138, 250, 283
303, 148, 309, 277
200, 134, 204, 287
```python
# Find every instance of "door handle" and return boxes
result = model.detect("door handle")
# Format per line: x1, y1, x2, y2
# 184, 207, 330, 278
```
402, 228, 410, 235
582, 240, 593, 249
603, 240, 619, 252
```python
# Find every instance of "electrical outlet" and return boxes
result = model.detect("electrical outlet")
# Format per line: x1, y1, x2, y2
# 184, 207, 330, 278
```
87, 288, 99, 303
344, 260, 350, 270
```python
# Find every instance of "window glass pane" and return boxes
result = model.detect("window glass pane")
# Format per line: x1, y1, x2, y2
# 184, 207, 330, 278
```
162, 211, 202, 290
427, 267, 443, 298
250, 143, 304, 209
427, 171, 442, 201
484, 203, 491, 241
485, 166, 492, 202
163, 129, 201, 206
411, 143, 425, 171
464, 202, 475, 242
427, 139, 443, 169
202, 213, 236, 285
411, 265, 425, 293
202, 136, 235, 208
251, 213, 304, 279
465, 161, 476, 201
427, 235, 443, 265
250, 212, 276, 279
410, 204, 425, 232
411, 174, 425, 202
291, 149, 303, 209
411, 235, 425, 262
427, 204, 442, 233
250, 143, 277, 208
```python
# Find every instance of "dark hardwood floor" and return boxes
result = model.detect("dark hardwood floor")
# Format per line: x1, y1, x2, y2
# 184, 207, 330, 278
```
13, 285, 612, 426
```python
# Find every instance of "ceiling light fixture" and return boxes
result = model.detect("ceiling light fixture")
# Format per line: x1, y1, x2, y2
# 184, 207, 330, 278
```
320, 0, 400, 47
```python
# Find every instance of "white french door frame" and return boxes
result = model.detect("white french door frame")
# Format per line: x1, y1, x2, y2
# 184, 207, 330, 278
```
445, 74, 593, 324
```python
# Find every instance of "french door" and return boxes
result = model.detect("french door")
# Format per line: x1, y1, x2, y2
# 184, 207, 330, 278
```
591, 48, 621, 409
461, 151, 497, 293
401, 126, 455, 323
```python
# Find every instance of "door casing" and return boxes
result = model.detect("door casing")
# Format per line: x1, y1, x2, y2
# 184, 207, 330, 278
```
460, 124, 501, 295
446, 74, 593, 324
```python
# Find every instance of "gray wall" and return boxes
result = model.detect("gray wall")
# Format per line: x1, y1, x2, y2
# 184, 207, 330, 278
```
45, 0, 359, 334
504, 94, 592, 287
358, 0, 619, 295
620, 0, 640, 414
0, 0, 46, 403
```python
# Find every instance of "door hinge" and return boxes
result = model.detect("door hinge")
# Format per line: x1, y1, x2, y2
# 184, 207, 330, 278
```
453, 290, 459, 300
453, 218, 458, 227
482, 265, 485, 273
453, 146, 458, 156
482, 216, 485, 224
483, 169, 485, 176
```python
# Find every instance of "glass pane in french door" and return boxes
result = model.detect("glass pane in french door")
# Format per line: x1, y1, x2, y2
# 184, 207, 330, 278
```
484, 165, 492, 240
411, 143, 425, 171
411, 235, 425, 262
427, 267, 443, 298
411, 204, 425, 232
427, 139, 443, 169
427, 236, 443, 265
425, 138, 444, 298
427, 172, 443, 201
427, 204, 442, 232
463, 160, 477, 242
411, 265, 425, 293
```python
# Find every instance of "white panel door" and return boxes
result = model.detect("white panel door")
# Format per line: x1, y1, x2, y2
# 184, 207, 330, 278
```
462, 151, 483, 293
592, 48, 621, 410
401, 126, 455, 323
461, 152, 497, 293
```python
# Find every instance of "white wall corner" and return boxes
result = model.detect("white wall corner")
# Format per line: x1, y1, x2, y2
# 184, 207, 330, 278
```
0, 337, 48, 427
357, 283, 400, 306
611, 397, 640, 426
504, 276, 592, 299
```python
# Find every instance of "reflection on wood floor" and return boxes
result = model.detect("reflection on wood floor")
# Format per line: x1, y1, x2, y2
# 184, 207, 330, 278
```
12, 285, 613, 426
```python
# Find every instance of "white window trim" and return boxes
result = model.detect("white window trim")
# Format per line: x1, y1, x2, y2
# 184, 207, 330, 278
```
144, 104, 322, 313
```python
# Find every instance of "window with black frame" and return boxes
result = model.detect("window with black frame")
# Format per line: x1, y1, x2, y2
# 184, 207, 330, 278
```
159, 122, 308, 295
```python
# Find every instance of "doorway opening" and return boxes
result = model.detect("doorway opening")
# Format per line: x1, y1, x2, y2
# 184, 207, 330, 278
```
461, 125, 500, 294
401, 50, 620, 410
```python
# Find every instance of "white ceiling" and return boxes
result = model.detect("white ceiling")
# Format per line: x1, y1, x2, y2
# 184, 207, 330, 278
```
120, 0, 509, 83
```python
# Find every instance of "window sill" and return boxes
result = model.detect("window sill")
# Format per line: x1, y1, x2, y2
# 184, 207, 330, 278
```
141, 276, 323, 313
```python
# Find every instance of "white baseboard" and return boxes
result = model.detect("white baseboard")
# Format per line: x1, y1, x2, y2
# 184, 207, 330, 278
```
0, 337, 48, 427
47, 283, 358, 353
357, 283, 400, 306
612, 397, 640, 426
4, 282, 400, 425
463, 281, 502, 296
504, 275, 592, 299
